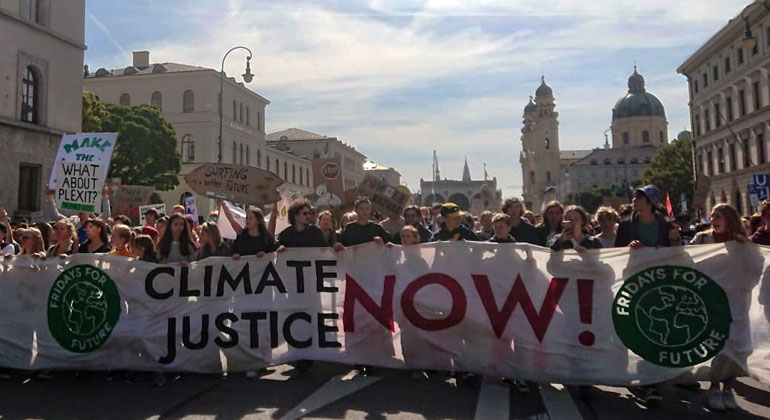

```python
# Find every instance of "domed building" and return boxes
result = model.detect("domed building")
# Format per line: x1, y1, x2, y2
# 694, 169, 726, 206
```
610, 66, 669, 148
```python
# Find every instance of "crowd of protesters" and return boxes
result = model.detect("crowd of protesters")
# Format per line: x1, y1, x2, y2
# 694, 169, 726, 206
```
1, 182, 763, 411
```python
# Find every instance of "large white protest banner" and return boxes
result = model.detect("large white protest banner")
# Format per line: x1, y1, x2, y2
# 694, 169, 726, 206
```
1, 242, 769, 386
48, 132, 118, 190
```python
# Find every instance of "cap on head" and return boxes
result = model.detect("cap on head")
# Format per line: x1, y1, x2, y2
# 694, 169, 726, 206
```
635, 185, 661, 206
440, 202, 464, 218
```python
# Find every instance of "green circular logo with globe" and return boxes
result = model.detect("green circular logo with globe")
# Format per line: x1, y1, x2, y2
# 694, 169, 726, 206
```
47, 265, 121, 353
612, 265, 731, 367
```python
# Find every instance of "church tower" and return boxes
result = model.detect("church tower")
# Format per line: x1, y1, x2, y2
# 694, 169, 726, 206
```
520, 76, 561, 211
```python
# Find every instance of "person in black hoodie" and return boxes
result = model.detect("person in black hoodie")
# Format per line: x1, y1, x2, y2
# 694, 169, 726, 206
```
430, 203, 480, 242
339, 197, 391, 247
488, 213, 516, 243
391, 205, 432, 244
615, 185, 681, 249
277, 198, 332, 249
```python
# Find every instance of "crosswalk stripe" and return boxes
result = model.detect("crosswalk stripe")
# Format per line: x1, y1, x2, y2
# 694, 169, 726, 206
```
278, 371, 382, 420
474, 377, 510, 420
539, 383, 582, 420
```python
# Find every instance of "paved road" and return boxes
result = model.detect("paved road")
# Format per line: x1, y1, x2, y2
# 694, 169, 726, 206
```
1, 364, 768, 419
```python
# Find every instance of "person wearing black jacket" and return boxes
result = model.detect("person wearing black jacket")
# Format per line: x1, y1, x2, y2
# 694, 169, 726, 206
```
488, 213, 516, 243
550, 205, 602, 251
430, 203, 480, 241
339, 197, 391, 247
501, 197, 540, 245
277, 198, 331, 249
614, 185, 681, 249
392, 205, 432, 244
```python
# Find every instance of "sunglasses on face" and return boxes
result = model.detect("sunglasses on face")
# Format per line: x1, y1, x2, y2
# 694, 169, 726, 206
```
300, 211, 313, 216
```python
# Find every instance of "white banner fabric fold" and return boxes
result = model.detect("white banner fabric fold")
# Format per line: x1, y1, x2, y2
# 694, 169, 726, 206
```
0, 242, 769, 386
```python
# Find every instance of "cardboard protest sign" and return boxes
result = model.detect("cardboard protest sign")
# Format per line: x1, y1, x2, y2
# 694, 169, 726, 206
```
185, 195, 199, 227
49, 132, 117, 190
311, 158, 344, 209
184, 163, 283, 205
111, 185, 155, 219
139, 204, 166, 224
54, 161, 105, 212
356, 175, 411, 219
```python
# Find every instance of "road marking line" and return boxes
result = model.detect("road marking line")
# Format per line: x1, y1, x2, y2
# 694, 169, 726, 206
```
278, 372, 382, 420
540, 383, 582, 420
474, 377, 510, 420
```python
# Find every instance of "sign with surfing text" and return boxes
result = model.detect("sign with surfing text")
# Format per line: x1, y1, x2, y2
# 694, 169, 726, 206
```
184, 164, 283, 205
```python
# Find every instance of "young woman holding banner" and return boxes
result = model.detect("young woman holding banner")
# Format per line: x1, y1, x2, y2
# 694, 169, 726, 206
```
47, 218, 77, 257
689, 203, 745, 411
196, 222, 231, 260
219, 199, 277, 259
19, 228, 46, 256
78, 219, 112, 254
108, 224, 135, 258
156, 214, 194, 263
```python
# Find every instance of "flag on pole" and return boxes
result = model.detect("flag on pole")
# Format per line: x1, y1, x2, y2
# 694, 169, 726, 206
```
666, 192, 674, 219
484, 163, 489, 181
432, 150, 438, 203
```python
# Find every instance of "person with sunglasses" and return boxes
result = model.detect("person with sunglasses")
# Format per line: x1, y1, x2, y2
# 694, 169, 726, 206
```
277, 198, 335, 250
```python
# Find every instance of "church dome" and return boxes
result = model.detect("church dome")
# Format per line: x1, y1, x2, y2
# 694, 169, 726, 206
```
535, 76, 552, 97
612, 67, 666, 120
524, 96, 537, 113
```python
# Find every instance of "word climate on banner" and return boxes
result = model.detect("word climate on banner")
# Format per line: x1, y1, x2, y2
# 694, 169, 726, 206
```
49, 132, 117, 190
55, 162, 105, 212
184, 163, 283, 205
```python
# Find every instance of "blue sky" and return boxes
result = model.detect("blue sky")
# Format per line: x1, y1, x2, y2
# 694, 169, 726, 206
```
84, 0, 752, 196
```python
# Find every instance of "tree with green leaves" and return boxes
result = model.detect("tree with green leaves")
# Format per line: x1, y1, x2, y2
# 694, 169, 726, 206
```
636, 133, 694, 210
82, 91, 182, 190
566, 185, 614, 214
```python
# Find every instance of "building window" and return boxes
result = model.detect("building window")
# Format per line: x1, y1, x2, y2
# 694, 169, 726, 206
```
257, 149, 261, 168
257, 111, 261, 130
729, 143, 737, 171
246, 145, 250, 165
659, 131, 664, 144
759, 133, 766, 164
17, 163, 41, 211
727, 97, 733, 121
275, 159, 279, 175
530, 170, 536, 184
724, 56, 731, 74
704, 110, 710, 132
753, 39, 759, 56
183, 89, 194, 113
24, 0, 40, 22
546, 171, 552, 184
707, 150, 714, 176
713, 65, 718, 81
717, 147, 725, 173
545, 138, 550, 149
642, 130, 650, 143
306, 168, 310, 186
754, 81, 762, 110
697, 154, 703, 174
266, 156, 270, 171
246, 106, 250, 126
119, 93, 130, 106
239, 103, 244, 123
739, 89, 747, 116
151, 91, 162, 111
623, 132, 629, 144
21, 66, 39, 123
299, 167, 303, 185
694, 115, 700, 137
240, 144, 244, 165
284, 162, 288, 180
181, 134, 195, 163
703, 73, 708, 88
694, 80, 699, 93
292, 164, 296, 183
233, 100, 236, 120
767, 26, 770, 46
714, 103, 721, 128
738, 47, 745, 64
744, 138, 751, 168
232, 141, 236, 164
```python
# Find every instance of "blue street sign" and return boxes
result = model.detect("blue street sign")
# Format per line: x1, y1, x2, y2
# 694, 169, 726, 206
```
758, 187, 769, 201
749, 184, 759, 194
754, 174, 770, 187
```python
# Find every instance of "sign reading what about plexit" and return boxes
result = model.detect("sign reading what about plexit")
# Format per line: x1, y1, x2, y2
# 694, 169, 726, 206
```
55, 161, 105, 212
48, 133, 117, 190
184, 163, 284, 205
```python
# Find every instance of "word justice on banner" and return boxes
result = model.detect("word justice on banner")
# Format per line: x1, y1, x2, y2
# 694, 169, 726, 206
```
0, 242, 768, 386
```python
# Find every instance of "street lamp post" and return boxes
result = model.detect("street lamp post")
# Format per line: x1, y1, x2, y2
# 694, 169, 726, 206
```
218, 46, 254, 163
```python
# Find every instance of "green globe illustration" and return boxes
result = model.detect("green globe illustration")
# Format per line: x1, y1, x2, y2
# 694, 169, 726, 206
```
634, 285, 708, 348
62, 282, 108, 336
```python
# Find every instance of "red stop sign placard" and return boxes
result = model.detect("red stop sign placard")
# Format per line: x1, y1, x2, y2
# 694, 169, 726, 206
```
322, 163, 340, 179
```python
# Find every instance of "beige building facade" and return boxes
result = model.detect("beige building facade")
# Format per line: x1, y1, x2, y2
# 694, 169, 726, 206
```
83, 51, 314, 215
0, 0, 86, 220
364, 160, 401, 187
266, 128, 367, 191
678, 2, 770, 216
420, 157, 502, 214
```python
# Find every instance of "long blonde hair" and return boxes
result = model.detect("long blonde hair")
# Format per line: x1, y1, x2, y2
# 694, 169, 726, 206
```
20, 227, 45, 254
710, 203, 746, 240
